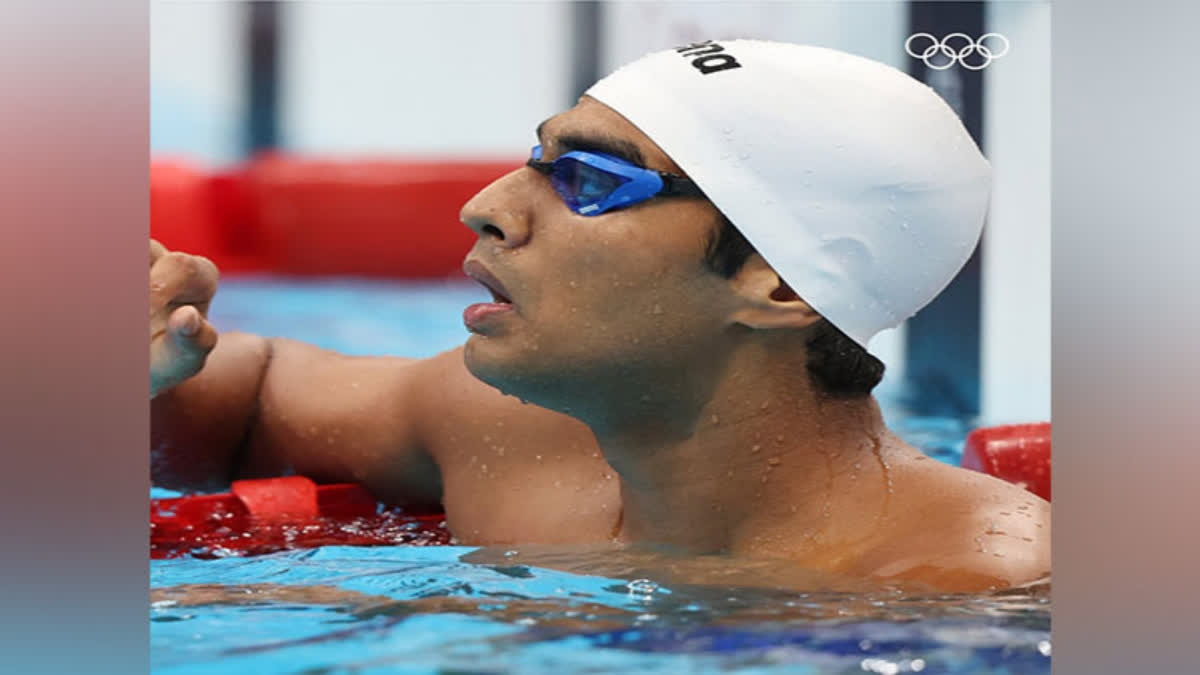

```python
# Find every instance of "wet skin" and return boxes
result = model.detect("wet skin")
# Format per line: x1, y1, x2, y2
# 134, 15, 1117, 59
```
151, 97, 1050, 593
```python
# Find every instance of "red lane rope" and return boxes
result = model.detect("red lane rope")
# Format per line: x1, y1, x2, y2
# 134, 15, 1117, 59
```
962, 422, 1051, 500
150, 477, 450, 559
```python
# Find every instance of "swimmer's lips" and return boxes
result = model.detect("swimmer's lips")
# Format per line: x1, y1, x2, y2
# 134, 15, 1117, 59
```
463, 259, 516, 330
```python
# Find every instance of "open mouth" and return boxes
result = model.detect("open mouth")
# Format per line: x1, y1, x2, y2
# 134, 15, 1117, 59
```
484, 283, 511, 305
463, 259, 514, 306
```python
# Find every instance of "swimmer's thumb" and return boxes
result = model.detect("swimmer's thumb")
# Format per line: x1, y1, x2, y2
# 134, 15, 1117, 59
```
151, 305, 219, 398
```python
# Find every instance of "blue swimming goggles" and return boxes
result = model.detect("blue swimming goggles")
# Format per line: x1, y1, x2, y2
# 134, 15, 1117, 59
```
526, 144, 705, 216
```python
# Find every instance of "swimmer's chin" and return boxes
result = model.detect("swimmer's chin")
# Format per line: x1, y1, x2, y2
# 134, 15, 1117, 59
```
461, 343, 576, 414
462, 340, 531, 397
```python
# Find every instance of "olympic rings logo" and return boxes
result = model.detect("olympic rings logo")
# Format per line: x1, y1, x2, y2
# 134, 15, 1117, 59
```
905, 33, 1010, 71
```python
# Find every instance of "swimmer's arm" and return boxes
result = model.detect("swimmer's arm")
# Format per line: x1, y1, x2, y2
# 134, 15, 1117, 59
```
151, 333, 441, 508
151, 331, 272, 492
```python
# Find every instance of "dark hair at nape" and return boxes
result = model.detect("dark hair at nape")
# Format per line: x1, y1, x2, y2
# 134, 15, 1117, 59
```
703, 214, 885, 397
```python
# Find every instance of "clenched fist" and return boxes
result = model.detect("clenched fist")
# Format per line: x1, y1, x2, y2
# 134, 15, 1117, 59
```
150, 240, 220, 398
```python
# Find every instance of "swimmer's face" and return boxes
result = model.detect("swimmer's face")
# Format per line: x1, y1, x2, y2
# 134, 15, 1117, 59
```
459, 97, 740, 404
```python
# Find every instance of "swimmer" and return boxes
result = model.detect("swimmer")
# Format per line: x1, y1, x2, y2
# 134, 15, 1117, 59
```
151, 40, 1049, 592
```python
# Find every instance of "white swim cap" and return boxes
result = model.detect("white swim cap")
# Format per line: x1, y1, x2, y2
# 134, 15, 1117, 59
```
586, 39, 990, 348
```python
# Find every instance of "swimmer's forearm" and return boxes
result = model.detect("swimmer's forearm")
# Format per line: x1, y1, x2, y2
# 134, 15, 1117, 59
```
151, 331, 274, 491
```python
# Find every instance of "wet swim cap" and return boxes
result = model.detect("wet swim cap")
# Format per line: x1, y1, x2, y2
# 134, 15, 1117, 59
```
586, 39, 990, 348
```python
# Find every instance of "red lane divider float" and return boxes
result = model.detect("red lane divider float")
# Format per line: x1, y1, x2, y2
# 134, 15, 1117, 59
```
150, 155, 520, 279
150, 476, 450, 560
961, 422, 1051, 500
152, 424, 1051, 559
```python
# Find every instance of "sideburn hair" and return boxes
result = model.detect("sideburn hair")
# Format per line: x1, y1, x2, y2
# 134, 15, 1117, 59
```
703, 214, 886, 397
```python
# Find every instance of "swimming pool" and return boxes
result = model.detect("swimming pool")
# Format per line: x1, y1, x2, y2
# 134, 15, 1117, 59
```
150, 277, 1049, 674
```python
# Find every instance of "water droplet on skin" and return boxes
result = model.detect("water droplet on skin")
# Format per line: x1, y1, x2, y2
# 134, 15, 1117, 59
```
568, 280, 577, 288
496, 447, 505, 456
751, 444, 761, 453
711, 414, 720, 425
776, 435, 785, 444
727, 470, 734, 478
651, 304, 664, 315
553, 480, 562, 488
504, 549, 518, 558
760, 401, 770, 410
767, 457, 781, 466
535, 454, 543, 461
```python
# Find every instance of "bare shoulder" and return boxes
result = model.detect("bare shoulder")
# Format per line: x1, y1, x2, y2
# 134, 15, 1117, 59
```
864, 451, 1051, 591
405, 347, 618, 545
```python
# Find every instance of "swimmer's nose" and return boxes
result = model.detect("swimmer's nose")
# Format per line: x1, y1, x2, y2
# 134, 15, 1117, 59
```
460, 169, 533, 249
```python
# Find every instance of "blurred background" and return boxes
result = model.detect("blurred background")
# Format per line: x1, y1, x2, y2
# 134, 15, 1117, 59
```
150, 0, 1049, 429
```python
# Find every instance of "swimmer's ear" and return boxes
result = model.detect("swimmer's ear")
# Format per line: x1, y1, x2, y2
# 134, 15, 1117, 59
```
726, 254, 823, 330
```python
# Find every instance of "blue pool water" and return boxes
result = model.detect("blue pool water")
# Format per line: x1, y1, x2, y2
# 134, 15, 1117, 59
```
150, 277, 1048, 674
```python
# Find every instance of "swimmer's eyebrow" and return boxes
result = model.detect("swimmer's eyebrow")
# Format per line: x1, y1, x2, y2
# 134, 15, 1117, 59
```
535, 118, 646, 168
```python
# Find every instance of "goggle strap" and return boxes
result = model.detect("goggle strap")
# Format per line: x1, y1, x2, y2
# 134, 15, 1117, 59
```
658, 174, 706, 198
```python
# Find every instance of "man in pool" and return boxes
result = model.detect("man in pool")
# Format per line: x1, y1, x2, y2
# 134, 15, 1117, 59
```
151, 41, 1049, 592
